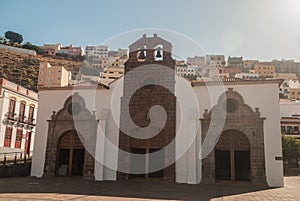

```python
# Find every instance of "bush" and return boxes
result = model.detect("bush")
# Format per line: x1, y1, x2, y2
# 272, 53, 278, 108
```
282, 134, 300, 160
22, 42, 43, 54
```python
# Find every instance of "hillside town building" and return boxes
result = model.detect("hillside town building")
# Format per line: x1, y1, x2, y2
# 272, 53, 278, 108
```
254, 63, 275, 78
227, 56, 243, 68
38, 62, 70, 88
206, 55, 226, 67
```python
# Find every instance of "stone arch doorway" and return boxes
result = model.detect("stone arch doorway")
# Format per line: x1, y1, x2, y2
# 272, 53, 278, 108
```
56, 130, 85, 176
44, 93, 98, 179
215, 130, 250, 182
201, 88, 266, 185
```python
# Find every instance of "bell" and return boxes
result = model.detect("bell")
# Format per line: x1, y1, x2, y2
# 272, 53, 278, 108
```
138, 50, 146, 60
156, 50, 162, 58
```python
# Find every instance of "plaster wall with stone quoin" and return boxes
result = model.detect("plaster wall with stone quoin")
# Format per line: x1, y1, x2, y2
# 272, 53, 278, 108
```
192, 81, 284, 187
117, 34, 177, 181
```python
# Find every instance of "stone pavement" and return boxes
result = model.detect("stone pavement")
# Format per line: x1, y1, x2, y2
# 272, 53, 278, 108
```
0, 176, 299, 201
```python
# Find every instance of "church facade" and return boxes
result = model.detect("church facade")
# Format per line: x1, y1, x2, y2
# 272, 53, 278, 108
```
31, 34, 284, 187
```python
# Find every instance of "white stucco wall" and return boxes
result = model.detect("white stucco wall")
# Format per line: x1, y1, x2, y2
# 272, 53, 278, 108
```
192, 83, 284, 187
31, 80, 283, 187
31, 90, 73, 177
280, 101, 300, 117
31, 87, 117, 180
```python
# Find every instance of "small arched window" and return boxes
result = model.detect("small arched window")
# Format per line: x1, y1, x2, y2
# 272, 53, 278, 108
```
19, 101, 26, 122
8, 97, 16, 120
28, 104, 35, 125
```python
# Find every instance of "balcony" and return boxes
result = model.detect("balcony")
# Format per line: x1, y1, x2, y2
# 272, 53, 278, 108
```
282, 128, 300, 136
3, 112, 17, 125
26, 118, 36, 130
27, 118, 35, 126
284, 131, 300, 135
15, 115, 27, 128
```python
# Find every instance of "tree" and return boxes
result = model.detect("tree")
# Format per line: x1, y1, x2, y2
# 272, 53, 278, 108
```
22, 42, 43, 54
282, 134, 300, 160
5, 31, 23, 44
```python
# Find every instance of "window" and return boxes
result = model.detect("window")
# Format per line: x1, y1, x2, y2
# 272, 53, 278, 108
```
224, 98, 238, 113
28, 105, 35, 125
8, 98, 16, 120
18, 101, 26, 122
67, 103, 81, 115
15, 129, 23, 148
4, 126, 13, 147
287, 126, 293, 132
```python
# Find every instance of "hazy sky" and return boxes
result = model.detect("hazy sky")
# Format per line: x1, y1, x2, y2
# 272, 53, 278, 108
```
1, 0, 300, 61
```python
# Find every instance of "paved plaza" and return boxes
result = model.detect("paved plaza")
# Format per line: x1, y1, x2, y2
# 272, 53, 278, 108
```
0, 176, 299, 201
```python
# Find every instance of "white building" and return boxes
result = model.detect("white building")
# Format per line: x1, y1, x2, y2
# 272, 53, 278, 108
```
38, 62, 71, 88
235, 73, 259, 79
31, 34, 283, 188
278, 79, 300, 99
202, 66, 222, 79
0, 78, 38, 155
279, 80, 290, 99
206, 55, 226, 67
279, 99, 300, 118
85, 45, 109, 58
99, 66, 124, 85
187, 56, 206, 67
279, 99, 300, 137
176, 65, 196, 77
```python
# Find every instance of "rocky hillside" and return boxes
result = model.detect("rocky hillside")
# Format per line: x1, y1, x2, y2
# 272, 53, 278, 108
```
0, 49, 82, 91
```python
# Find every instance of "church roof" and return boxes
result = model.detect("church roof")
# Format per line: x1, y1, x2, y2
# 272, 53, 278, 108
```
192, 78, 283, 87
39, 78, 283, 91
38, 81, 109, 91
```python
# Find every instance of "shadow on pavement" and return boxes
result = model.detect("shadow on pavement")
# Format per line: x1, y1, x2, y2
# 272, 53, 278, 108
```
0, 177, 273, 201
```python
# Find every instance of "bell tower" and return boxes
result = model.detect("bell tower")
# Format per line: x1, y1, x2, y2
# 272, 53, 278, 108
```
117, 34, 176, 181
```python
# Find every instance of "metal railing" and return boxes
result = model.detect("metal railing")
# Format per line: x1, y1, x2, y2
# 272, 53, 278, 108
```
0, 151, 33, 166
0, 151, 32, 178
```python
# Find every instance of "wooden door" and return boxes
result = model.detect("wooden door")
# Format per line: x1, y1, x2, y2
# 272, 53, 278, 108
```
24, 131, 32, 155
56, 132, 85, 176
4, 126, 13, 147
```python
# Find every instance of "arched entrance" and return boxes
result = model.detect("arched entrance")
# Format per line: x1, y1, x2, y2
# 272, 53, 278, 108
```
215, 130, 250, 182
56, 131, 85, 176
201, 89, 266, 185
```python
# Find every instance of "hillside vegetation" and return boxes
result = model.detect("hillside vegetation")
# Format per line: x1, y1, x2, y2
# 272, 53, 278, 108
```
0, 49, 82, 91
